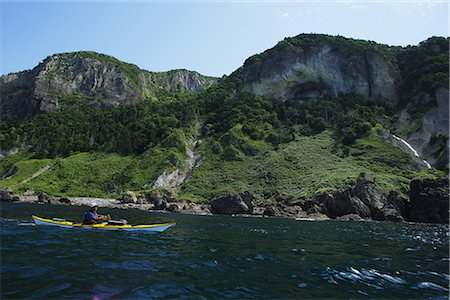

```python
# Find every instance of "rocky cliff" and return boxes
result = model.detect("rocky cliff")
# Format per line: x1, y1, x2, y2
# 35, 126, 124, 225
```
237, 34, 448, 168
394, 37, 449, 168
0, 34, 448, 210
396, 87, 449, 167
241, 34, 400, 102
0, 52, 217, 122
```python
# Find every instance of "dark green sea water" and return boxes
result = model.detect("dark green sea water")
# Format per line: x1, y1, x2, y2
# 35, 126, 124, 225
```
1, 202, 449, 299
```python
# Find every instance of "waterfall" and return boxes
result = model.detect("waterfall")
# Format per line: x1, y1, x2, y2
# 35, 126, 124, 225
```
392, 135, 432, 169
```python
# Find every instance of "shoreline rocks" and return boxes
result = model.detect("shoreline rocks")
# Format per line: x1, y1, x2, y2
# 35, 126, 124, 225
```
409, 178, 449, 224
0, 188, 20, 202
210, 191, 254, 215
122, 191, 138, 204
1, 177, 448, 224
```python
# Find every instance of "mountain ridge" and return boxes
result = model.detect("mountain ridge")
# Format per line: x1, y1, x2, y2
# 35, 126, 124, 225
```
0, 51, 218, 122
0, 34, 448, 223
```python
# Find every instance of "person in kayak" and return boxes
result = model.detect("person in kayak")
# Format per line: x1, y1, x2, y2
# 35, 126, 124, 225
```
83, 202, 110, 224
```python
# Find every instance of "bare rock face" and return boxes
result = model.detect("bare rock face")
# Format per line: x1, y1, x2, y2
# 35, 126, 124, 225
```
37, 192, 57, 204
0, 52, 217, 122
397, 87, 449, 168
210, 191, 254, 215
409, 178, 449, 224
122, 191, 137, 204
157, 69, 216, 93
242, 36, 399, 103
302, 174, 405, 222
336, 214, 364, 221
317, 190, 371, 219
375, 208, 404, 222
262, 203, 307, 218
0, 71, 40, 121
352, 174, 386, 214
0, 188, 19, 201
59, 197, 71, 204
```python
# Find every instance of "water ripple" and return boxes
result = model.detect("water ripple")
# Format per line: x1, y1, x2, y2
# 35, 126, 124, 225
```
325, 266, 408, 289
1, 202, 448, 299
95, 260, 159, 272
414, 282, 449, 292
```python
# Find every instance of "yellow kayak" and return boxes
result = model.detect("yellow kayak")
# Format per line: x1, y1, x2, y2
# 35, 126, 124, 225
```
32, 215, 175, 232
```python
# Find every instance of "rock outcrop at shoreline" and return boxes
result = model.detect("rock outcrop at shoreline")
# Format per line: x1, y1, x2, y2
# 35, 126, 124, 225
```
1, 177, 448, 224
210, 192, 254, 215
256, 174, 407, 222
409, 178, 449, 224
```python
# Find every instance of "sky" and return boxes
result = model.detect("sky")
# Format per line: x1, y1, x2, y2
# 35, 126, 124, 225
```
1, 1, 448, 77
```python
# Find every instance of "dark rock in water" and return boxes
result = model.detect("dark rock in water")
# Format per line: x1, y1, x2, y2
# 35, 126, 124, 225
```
59, 197, 71, 204
305, 212, 329, 220
37, 192, 56, 204
316, 190, 371, 218
261, 203, 307, 218
336, 214, 364, 221
353, 174, 387, 215
301, 200, 324, 214
301, 175, 403, 221
252, 207, 265, 215
0, 188, 13, 200
374, 207, 404, 222
283, 205, 308, 218
409, 178, 449, 224
263, 206, 277, 216
240, 191, 254, 209
349, 197, 372, 218
1, 188, 13, 195
210, 191, 254, 215
307, 204, 321, 214
167, 204, 178, 212
122, 191, 137, 204
0, 188, 19, 201
385, 191, 410, 219
142, 189, 175, 204
153, 199, 168, 210
178, 201, 212, 215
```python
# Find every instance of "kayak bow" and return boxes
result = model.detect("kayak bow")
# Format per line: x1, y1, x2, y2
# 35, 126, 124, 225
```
32, 215, 175, 232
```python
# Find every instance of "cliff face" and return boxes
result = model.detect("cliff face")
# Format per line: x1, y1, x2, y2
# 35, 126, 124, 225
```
0, 35, 447, 169
0, 52, 217, 122
394, 37, 449, 168
396, 87, 449, 167
238, 34, 448, 168
0, 71, 38, 121
156, 69, 217, 93
242, 36, 399, 102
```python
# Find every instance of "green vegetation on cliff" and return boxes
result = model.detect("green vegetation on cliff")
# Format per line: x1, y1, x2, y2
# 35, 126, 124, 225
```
397, 36, 449, 107
0, 34, 447, 201
0, 92, 197, 157
245, 33, 400, 71
1, 126, 440, 201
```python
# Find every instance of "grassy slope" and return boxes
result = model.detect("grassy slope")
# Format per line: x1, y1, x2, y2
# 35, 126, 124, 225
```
181, 127, 441, 204
0, 152, 131, 198
180, 131, 360, 204
0, 128, 441, 201
0, 145, 187, 198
